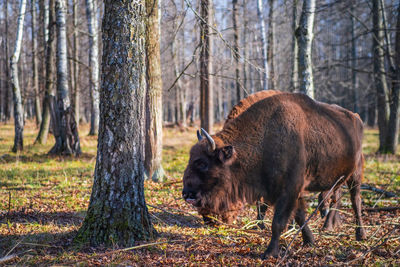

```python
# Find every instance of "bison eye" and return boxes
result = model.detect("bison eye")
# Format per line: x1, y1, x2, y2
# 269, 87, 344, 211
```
194, 159, 208, 172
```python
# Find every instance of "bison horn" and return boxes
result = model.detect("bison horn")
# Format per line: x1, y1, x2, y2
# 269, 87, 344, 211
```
197, 130, 203, 141
201, 128, 216, 152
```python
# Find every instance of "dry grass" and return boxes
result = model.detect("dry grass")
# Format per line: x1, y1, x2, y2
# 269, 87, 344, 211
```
0, 121, 399, 266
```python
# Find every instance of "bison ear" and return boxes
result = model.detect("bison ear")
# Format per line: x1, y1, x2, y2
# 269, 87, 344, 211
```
217, 145, 236, 165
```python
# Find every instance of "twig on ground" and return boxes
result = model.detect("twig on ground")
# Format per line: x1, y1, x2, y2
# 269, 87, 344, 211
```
0, 254, 18, 264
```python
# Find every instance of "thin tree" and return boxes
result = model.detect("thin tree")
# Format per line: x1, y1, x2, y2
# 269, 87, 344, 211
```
86, 0, 100, 135
350, 1, 358, 114
267, 0, 275, 90
32, 0, 42, 127
200, 0, 214, 132
256, 0, 268, 91
2, 0, 11, 121
145, 0, 165, 182
296, 0, 316, 98
10, 0, 27, 152
49, 0, 80, 155
232, 0, 241, 102
72, 0, 80, 126
35, 0, 55, 144
76, 0, 156, 246
291, 0, 298, 91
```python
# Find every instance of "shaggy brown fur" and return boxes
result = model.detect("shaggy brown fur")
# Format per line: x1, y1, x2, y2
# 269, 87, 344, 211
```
182, 93, 366, 258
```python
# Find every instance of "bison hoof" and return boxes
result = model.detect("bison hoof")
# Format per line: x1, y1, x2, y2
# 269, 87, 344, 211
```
262, 247, 279, 259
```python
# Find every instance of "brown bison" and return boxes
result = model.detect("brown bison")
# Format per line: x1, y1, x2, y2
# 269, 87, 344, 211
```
182, 92, 366, 258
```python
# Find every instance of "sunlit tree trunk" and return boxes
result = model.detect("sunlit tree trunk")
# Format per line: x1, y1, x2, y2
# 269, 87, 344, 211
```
145, 0, 165, 182
10, 0, 27, 152
49, 0, 81, 155
291, 0, 298, 92
296, 0, 316, 98
86, 0, 100, 135
267, 0, 275, 90
372, 0, 389, 152
73, 0, 80, 127
257, 0, 268, 91
200, 0, 214, 132
76, 0, 156, 246
36, 0, 55, 144
32, 0, 42, 127
232, 0, 241, 102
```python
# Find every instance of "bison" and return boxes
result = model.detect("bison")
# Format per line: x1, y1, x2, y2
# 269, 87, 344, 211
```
182, 92, 366, 258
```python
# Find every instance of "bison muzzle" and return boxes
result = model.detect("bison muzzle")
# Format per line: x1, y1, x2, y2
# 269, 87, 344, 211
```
182, 93, 366, 258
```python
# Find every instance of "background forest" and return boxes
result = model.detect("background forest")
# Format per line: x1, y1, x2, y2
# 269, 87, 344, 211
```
0, 0, 399, 265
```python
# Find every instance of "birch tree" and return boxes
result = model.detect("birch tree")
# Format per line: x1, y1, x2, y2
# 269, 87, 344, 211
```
49, 0, 81, 155
73, 0, 80, 126
145, 0, 165, 182
32, 0, 42, 127
76, 0, 156, 246
296, 0, 316, 98
291, 0, 298, 91
36, 0, 55, 144
232, 0, 241, 102
257, 0, 268, 91
267, 0, 275, 90
86, 0, 100, 135
10, 0, 27, 152
200, 0, 213, 132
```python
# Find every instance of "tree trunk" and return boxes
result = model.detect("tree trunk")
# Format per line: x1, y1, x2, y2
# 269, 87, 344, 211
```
296, 0, 316, 98
144, 0, 164, 182
200, 0, 214, 132
3, 0, 11, 122
383, 2, 400, 154
372, 0, 390, 153
257, 0, 268, 91
351, 2, 359, 114
36, 0, 55, 145
86, 0, 100, 135
291, 0, 298, 92
76, 0, 156, 246
49, 0, 81, 155
267, 0, 275, 90
72, 0, 80, 126
242, 0, 249, 95
32, 0, 42, 127
232, 0, 241, 102
10, 0, 27, 152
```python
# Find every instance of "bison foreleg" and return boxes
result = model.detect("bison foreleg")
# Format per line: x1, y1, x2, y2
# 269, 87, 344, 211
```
262, 195, 296, 259
294, 197, 315, 246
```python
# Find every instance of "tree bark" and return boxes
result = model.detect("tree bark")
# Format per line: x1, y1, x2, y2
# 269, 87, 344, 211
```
76, 0, 156, 246
351, 2, 359, 114
372, 0, 390, 152
296, 0, 316, 98
10, 0, 27, 152
383, 2, 400, 154
242, 0, 249, 94
35, 0, 55, 144
291, 0, 298, 92
145, 0, 164, 182
257, 0, 268, 91
72, 0, 80, 126
200, 0, 214, 132
86, 0, 100, 135
267, 0, 275, 90
232, 0, 241, 102
49, 0, 81, 155
32, 0, 42, 127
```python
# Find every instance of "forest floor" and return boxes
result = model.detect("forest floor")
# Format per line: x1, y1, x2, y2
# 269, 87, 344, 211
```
0, 121, 399, 266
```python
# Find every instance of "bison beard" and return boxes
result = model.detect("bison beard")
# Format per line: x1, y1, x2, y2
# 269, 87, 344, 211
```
182, 92, 366, 258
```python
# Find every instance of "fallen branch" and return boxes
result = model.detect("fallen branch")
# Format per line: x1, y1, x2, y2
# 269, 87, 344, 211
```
0, 254, 18, 264
361, 184, 398, 198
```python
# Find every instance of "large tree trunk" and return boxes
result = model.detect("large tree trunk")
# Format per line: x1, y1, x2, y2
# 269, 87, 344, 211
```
73, 0, 80, 127
86, 0, 100, 135
200, 0, 214, 132
296, 0, 316, 98
383, 2, 400, 154
372, 0, 389, 153
291, 0, 298, 92
49, 0, 81, 155
267, 0, 275, 90
257, 0, 268, 91
232, 0, 241, 102
32, 0, 42, 127
144, 0, 164, 182
10, 0, 27, 152
35, 0, 55, 144
76, 0, 156, 246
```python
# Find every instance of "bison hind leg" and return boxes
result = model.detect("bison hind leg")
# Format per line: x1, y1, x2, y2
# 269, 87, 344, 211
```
295, 197, 315, 246
322, 189, 343, 231
347, 174, 366, 241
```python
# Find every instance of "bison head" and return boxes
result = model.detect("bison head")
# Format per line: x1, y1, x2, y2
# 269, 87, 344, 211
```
182, 128, 240, 215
